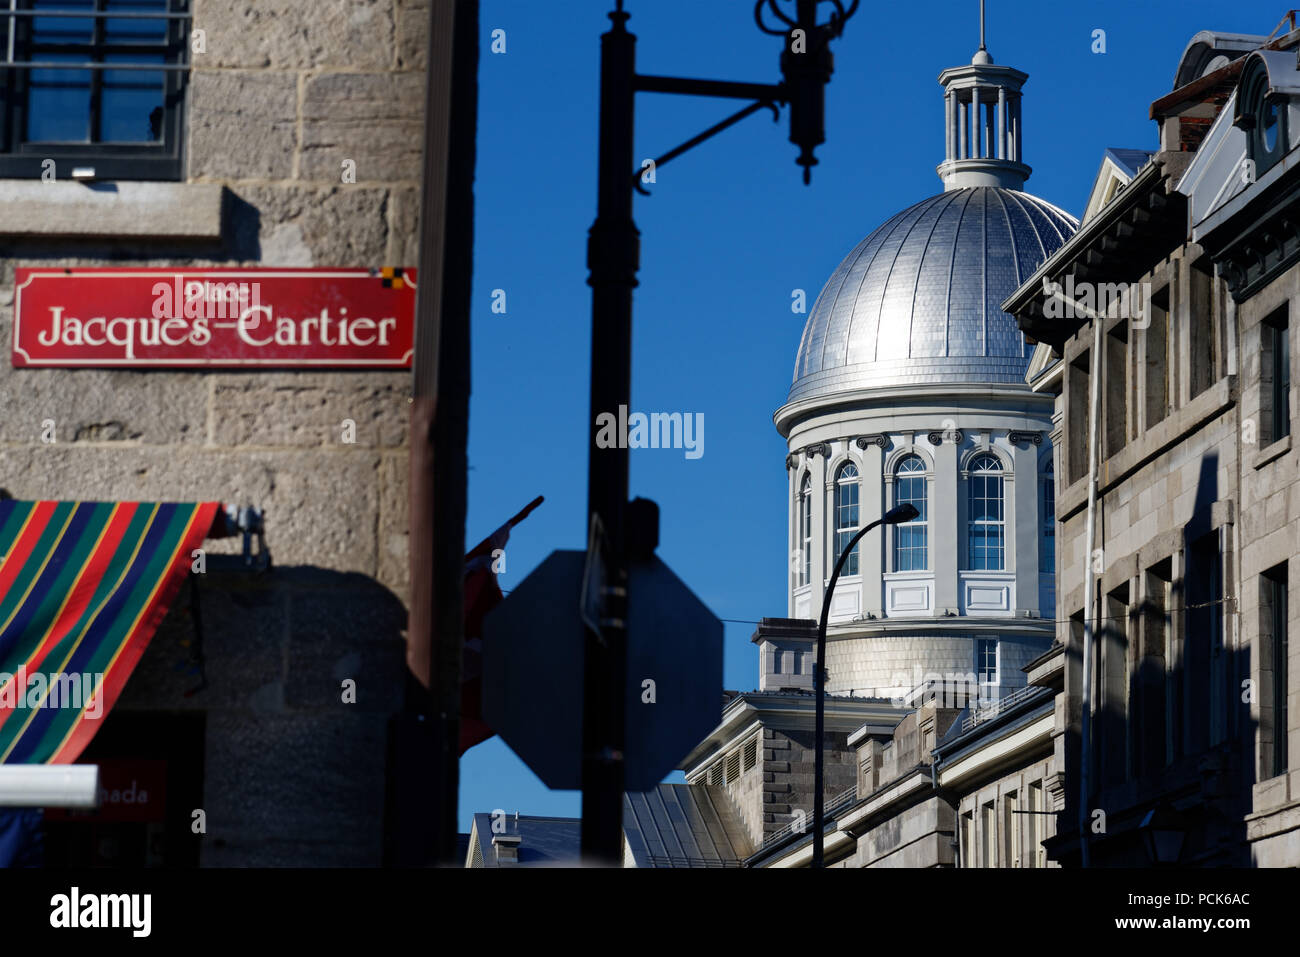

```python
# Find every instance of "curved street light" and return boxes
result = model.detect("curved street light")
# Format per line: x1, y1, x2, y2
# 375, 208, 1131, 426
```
812, 502, 920, 867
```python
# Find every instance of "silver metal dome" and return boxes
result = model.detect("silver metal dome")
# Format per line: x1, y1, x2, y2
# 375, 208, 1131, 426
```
789, 187, 1078, 403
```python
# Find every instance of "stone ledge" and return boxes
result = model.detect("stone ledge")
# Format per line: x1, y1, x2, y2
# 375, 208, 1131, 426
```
0, 181, 224, 240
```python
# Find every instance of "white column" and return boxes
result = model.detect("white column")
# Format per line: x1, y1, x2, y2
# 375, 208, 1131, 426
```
1013, 97, 1022, 163
959, 99, 967, 159
788, 463, 797, 616
861, 442, 885, 618
997, 87, 1007, 160
934, 439, 960, 615
811, 453, 828, 621
971, 86, 981, 158
945, 91, 954, 162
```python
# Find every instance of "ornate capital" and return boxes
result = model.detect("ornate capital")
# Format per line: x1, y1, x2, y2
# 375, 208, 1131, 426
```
854, 433, 889, 451
927, 429, 964, 446
1008, 430, 1043, 446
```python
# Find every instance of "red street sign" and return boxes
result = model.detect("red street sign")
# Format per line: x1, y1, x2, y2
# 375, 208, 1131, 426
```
12, 267, 416, 369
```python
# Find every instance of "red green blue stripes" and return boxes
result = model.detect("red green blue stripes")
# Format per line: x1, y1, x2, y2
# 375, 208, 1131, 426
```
0, 501, 218, 764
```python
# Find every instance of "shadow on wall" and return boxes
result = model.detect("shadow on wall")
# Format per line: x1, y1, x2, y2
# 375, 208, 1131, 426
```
110, 565, 408, 867
1061, 452, 1255, 866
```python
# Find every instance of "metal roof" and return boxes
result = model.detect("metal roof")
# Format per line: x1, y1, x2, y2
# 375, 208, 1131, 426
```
788, 187, 1078, 404
622, 783, 754, 868
467, 813, 581, 868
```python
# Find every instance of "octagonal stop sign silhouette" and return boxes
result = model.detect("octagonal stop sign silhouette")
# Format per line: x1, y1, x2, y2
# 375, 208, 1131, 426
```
481, 549, 723, 792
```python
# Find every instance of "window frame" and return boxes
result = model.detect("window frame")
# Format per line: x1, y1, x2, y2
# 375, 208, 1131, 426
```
966, 452, 1006, 571
0, 0, 191, 181
798, 473, 812, 588
892, 453, 929, 572
976, 637, 998, 686
1266, 309, 1291, 444
833, 461, 861, 577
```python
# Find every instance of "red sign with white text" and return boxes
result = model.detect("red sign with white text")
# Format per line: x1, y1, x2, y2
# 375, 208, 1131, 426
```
12, 267, 416, 368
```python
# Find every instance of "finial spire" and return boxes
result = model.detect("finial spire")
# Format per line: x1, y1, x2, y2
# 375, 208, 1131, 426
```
979, 0, 986, 51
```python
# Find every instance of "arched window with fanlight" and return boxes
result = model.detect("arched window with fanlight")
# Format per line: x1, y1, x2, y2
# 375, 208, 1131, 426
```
834, 463, 860, 576
798, 473, 812, 586
893, 455, 928, 571
967, 453, 1006, 570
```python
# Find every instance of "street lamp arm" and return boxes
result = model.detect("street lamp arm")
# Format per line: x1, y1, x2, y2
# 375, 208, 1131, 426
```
634, 74, 787, 102
632, 97, 783, 195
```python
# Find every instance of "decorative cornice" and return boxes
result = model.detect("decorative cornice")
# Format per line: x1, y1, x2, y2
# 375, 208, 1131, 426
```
1008, 430, 1043, 446
854, 433, 889, 451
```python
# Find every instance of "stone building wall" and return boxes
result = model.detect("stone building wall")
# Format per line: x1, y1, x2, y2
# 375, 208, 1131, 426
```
0, 0, 429, 866
1051, 232, 1253, 865
1232, 252, 1300, 866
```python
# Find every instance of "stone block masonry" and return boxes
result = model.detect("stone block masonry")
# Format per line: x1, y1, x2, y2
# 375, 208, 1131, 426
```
0, 0, 430, 867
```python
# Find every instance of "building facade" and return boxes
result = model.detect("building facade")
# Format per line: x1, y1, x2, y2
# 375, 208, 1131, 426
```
1006, 25, 1300, 867
0, 0, 426, 866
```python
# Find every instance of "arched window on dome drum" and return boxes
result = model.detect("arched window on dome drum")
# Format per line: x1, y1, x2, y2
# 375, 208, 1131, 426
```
893, 455, 928, 571
834, 463, 860, 576
799, 474, 812, 587
1040, 461, 1056, 575
967, 454, 1005, 571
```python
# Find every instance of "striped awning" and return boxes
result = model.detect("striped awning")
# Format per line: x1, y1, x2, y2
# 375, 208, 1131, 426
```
0, 502, 218, 765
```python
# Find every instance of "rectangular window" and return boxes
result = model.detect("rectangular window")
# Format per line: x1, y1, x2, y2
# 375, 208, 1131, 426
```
1026, 782, 1042, 869
743, 737, 758, 773
1003, 793, 1019, 868
1264, 307, 1291, 444
1144, 285, 1170, 429
0, 0, 190, 180
1145, 559, 1176, 767
977, 638, 997, 686
960, 811, 973, 868
1188, 261, 1217, 399
1067, 351, 1091, 485
1264, 563, 1289, 777
980, 802, 995, 867
1105, 323, 1128, 456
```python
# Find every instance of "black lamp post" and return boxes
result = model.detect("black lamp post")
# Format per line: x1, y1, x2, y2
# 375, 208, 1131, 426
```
811, 502, 920, 868
581, 0, 859, 866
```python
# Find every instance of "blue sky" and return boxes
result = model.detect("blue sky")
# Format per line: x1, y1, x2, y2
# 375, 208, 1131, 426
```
459, 0, 1277, 829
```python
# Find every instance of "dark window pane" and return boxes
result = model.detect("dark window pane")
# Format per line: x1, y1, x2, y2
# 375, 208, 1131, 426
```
27, 55, 91, 142
101, 53, 165, 141
104, 0, 169, 45
32, 1, 96, 47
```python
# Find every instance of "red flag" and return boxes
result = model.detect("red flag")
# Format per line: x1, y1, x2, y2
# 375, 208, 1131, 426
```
458, 497, 544, 754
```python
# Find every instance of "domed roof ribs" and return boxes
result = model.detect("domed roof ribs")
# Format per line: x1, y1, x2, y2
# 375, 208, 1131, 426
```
943, 188, 978, 358
992, 186, 1024, 288
830, 204, 916, 372
905, 190, 965, 364
982, 188, 991, 356
991, 188, 1024, 357
873, 196, 950, 365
